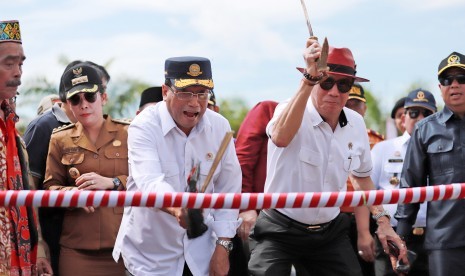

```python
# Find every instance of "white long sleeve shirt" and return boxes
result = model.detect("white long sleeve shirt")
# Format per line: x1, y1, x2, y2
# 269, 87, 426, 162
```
113, 102, 241, 276
371, 132, 426, 227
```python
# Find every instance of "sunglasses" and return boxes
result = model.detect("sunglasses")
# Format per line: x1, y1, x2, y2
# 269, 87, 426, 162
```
406, 108, 433, 119
319, 77, 354, 93
439, 75, 465, 86
68, 92, 99, 106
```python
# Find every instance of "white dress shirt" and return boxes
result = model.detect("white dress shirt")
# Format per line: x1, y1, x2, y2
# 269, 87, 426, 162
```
265, 100, 372, 225
113, 102, 241, 276
371, 131, 426, 227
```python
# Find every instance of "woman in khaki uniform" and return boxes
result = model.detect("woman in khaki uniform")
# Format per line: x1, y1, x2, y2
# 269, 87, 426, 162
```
43, 64, 128, 276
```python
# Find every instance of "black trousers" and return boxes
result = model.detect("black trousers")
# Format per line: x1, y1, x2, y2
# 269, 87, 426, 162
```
429, 247, 465, 276
248, 210, 361, 276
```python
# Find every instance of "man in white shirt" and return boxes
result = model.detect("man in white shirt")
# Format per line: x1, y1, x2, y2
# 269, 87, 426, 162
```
248, 38, 408, 276
113, 56, 241, 276
372, 89, 437, 276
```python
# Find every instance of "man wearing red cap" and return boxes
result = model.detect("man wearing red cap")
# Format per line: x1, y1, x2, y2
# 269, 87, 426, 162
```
0, 20, 52, 275
248, 39, 407, 275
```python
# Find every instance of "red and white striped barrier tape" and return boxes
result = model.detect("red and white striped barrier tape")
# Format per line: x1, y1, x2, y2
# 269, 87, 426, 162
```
1, 183, 465, 208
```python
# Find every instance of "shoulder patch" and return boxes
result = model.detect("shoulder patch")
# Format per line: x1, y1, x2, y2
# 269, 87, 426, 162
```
111, 118, 132, 125
52, 123, 75, 134
367, 128, 384, 140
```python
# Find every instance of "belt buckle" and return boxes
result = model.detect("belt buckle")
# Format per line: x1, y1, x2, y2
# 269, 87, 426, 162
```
412, 227, 424, 236
306, 225, 323, 232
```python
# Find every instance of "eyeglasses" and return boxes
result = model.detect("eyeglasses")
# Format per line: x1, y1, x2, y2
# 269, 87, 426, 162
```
319, 77, 354, 93
68, 92, 99, 106
406, 108, 433, 119
169, 87, 210, 101
439, 75, 465, 86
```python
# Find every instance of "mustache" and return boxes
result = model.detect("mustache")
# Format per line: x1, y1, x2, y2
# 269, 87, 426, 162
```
6, 80, 21, 87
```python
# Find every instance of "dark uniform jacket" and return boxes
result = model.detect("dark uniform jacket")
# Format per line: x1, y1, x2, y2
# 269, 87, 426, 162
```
396, 106, 465, 250
43, 115, 129, 250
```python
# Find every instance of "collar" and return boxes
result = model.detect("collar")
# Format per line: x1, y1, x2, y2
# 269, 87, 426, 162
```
309, 103, 348, 128
399, 131, 411, 146
159, 102, 210, 137
438, 105, 462, 124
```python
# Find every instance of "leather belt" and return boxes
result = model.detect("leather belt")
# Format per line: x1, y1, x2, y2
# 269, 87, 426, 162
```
263, 209, 333, 233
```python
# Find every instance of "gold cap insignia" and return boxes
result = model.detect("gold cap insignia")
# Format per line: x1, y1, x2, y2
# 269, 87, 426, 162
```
448, 54, 460, 65
73, 67, 83, 77
187, 64, 202, 77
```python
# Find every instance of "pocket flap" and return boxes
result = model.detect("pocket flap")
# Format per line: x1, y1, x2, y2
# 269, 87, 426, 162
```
61, 152, 85, 165
427, 140, 453, 153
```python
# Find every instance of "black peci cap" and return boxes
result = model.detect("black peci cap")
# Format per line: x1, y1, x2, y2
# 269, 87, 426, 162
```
438, 52, 465, 77
139, 86, 163, 108
391, 97, 407, 119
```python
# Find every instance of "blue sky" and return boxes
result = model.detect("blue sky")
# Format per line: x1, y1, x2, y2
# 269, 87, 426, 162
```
4, 0, 465, 121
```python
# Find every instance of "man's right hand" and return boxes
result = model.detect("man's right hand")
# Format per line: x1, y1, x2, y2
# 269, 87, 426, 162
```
238, 210, 258, 241
162, 207, 188, 229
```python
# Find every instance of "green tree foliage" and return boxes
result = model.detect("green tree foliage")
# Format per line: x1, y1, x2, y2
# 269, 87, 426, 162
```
217, 97, 249, 135
364, 89, 384, 134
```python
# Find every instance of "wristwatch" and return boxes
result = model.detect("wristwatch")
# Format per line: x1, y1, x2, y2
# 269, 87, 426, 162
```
216, 239, 234, 253
112, 177, 122, 190
372, 209, 391, 221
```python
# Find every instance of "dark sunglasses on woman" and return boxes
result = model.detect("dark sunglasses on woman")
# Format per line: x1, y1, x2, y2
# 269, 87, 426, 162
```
319, 77, 354, 93
406, 108, 433, 119
68, 92, 99, 106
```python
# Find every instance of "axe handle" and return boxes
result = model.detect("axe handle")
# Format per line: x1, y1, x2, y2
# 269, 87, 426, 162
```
200, 131, 234, 193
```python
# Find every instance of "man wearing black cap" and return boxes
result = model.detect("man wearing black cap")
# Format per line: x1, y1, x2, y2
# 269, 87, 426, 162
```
136, 86, 163, 115
396, 52, 465, 275
114, 56, 241, 276
248, 39, 407, 275
372, 88, 437, 276
207, 90, 220, 113
390, 97, 407, 136
0, 19, 53, 275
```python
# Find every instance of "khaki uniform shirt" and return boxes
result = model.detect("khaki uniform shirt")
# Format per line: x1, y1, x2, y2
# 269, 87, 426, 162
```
44, 115, 129, 250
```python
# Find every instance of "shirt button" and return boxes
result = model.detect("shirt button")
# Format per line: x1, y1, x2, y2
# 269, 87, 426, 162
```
116, 153, 120, 157
93, 154, 98, 159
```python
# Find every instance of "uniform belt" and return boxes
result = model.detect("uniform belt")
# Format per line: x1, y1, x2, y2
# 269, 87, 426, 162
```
412, 227, 425, 236
263, 209, 333, 233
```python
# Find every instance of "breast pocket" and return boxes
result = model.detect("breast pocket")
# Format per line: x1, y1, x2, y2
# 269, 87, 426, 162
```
198, 162, 220, 193
343, 154, 361, 172
161, 162, 180, 188
299, 147, 323, 182
104, 147, 129, 176
427, 139, 454, 176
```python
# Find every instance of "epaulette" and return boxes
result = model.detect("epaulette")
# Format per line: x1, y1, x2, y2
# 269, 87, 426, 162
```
367, 128, 384, 140
52, 123, 75, 134
111, 118, 132, 125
